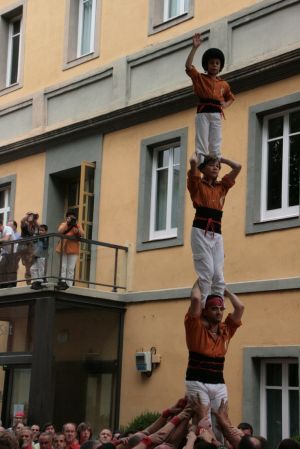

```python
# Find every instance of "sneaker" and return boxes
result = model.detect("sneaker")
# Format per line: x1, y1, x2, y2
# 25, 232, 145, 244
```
31, 281, 42, 290
56, 281, 69, 291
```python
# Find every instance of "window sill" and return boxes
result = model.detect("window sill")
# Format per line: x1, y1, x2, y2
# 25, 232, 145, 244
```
0, 82, 23, 97
136, 235, 183, 252
246, 215, 300, 235
63, 51, 99, 71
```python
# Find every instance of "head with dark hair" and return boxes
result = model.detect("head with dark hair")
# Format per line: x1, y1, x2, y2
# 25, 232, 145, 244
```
77, 423, 92, 444
277, 439, 300, 449
202, 48, 225, 72
193, 438, 216, 449
238, 435, 268, 449
80, 441, 95, 449
0, 432, 19, 449
198, 156, 221, 171
66, 209, 78, 219
43, 423, 55, 434
100, 444, 116, 449
238, 423, 254, 436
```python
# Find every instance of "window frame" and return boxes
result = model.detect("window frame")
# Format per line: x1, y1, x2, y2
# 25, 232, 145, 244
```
0, 186, 11, 224
260, 107, 300, 222
163, 0, 188, 21
76, 0, 96, 58
0, 175, 16, 225
137, 128, 187, 252
149, 143, 180, 240
6, 15, 22, 87
246, 92, 300, 234
148, 0, 194, 35
260, 358, 299, 443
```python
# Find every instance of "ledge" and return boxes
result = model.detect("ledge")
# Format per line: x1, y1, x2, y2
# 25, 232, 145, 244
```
0, 48, 300, 163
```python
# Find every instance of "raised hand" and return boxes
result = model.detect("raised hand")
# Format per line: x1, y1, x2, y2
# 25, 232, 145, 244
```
192, 33, 202, 48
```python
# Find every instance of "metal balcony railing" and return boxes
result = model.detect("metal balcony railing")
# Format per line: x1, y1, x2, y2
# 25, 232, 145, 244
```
0, 233, 128, 292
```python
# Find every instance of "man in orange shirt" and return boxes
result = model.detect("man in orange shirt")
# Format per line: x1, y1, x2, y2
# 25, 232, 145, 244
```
185, 33, 235, 164
185, 280, 244, 439
187, 154, 241, 306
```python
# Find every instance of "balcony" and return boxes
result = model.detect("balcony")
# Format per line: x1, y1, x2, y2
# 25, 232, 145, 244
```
0, 233, 128, 292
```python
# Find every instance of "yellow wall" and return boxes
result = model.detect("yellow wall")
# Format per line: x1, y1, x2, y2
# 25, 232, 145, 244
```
0, 0, 260, 105
119, 290, 300, 426
99, 74, 300, 291
0, 152, 45, 224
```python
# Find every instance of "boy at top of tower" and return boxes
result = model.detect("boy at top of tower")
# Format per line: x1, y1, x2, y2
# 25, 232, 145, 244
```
185, 33, 235, 165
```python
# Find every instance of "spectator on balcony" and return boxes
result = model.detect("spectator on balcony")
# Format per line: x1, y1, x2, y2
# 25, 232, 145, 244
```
19, 212, 40, 285
30, 224, 49, 290
0, 220, 15, 288
56, 209, 84, 290
7, 220, 21, 287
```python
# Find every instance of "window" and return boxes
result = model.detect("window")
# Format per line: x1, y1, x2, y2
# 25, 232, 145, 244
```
149, 0, 194, 35
0, 187, 11, 224
137, 128, 187, 251
261, 108, 300, 221
150, 143, 180, 240
0, 3, 24, 94
77, 0, 96, 57
246, 93, 300, 234
163, 0, 188, 21
260, 359, 299, 448
64, 0, 101, 69
6, 16, 22, 87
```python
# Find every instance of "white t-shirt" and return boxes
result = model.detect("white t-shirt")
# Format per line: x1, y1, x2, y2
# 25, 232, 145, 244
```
0, 225, 14, 254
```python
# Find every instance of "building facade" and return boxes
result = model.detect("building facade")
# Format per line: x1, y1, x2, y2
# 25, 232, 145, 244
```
0, 0, 299, 446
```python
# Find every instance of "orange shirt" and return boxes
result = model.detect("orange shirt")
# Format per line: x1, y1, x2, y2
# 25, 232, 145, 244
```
56, 222, 84, 255
185, 312, 241, 358
186, 65, 235, 103
187, 171, 235, 210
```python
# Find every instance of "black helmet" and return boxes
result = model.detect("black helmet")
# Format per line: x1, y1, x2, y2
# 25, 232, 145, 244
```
202, 48, 225, 72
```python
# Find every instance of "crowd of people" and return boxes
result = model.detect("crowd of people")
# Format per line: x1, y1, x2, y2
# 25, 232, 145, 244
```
0, 404, 298, 449
0, 209, 83, 291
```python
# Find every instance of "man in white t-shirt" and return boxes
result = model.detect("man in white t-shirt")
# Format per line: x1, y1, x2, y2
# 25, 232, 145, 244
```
0, 221, 15, 288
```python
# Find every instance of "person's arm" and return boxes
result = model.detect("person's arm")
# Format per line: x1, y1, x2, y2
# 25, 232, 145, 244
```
133, 407, 192, 449
189, 280, 203, 318
212, 401, 243, 449
185, 33, 202, 70
224, 288, 244, 324
220, 157, 241, 182
143, 398, 187, 434
58, 222, 68, 233
222, 98, 234, 110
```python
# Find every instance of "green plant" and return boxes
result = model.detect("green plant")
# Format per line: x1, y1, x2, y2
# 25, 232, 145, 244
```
121, 410, 161, 434
292, 435, 300, 442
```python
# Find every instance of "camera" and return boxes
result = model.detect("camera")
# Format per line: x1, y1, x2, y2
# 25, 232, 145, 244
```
33, 213, 39, 220
69, 216, 77, 227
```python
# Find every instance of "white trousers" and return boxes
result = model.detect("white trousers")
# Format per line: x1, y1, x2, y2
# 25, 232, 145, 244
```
30, 257, 46, 282
185, 380, 227, 442
61, 254, 77, 287
191, 227, 225, 306
195, 113, 222, 161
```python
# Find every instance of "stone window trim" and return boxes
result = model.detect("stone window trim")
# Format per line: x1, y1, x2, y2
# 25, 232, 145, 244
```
243, 346, 300, 436
136, 127, 187, 252
0, 0, 26, 97
63, 0, 102, 71
0, 174, 17, 222
246, 92, 300, 235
